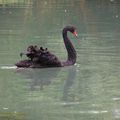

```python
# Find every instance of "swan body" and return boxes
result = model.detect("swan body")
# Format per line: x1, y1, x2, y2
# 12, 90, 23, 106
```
15, 26, 77, 68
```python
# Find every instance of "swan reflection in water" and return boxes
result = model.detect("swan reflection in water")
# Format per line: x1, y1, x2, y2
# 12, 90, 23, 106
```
16, 66, 77, 100
16, 67, 61, 90
62, 66, 77, 101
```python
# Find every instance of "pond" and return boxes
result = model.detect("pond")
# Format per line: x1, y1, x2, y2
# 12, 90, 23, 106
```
0, 0, 120, 120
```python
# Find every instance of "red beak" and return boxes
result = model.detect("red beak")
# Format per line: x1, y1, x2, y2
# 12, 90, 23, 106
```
73, 30, 78, 37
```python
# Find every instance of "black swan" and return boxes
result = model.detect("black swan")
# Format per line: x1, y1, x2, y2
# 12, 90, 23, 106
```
15, 26, 77, 68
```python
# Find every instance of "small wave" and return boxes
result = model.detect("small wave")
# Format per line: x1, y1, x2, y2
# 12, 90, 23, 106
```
75, 63, 80, 68
54, 102, 80, 105
112, 98, 120, 101
3, 107, 9, 110
70, 110, 108, 114
85, 110, 108, 114
1, 66, 17, 69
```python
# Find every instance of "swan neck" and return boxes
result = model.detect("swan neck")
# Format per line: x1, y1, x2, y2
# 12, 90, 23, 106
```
62, 29, 76, 66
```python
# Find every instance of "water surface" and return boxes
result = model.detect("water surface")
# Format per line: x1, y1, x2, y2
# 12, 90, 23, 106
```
0, 0, 120, 120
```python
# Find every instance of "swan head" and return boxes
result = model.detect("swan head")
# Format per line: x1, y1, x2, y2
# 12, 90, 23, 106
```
73, 29, 78, 37
64, 26, 78, 37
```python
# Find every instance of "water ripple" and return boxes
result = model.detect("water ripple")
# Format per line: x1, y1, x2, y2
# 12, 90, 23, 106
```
1, 66, 17, 70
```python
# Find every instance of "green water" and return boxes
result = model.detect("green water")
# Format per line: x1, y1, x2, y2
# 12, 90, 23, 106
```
0, 0, 120, 120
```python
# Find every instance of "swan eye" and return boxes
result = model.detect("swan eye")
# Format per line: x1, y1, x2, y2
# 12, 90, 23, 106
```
73, 30, 78, 37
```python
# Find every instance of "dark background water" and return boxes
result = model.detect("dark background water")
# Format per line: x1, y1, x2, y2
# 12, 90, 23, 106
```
0, 0, 120, 120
